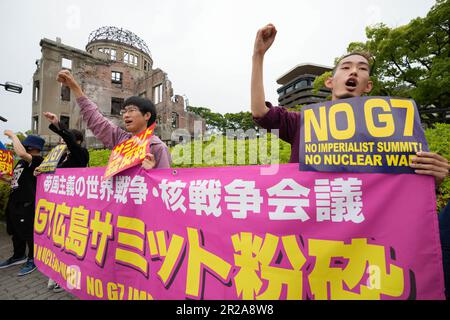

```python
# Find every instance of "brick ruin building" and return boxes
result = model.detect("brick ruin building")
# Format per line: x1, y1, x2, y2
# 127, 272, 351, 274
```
32, 26, 205, 149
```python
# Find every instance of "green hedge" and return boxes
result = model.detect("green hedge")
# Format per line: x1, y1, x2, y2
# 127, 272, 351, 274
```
0, 183, 10, 222
425, 123, 450, 210
170, 133, 291, 168
88, 149, 112, 167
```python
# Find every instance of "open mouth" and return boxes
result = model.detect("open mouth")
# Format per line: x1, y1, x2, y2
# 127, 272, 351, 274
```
125, 120, 133, 126
345, 78, 358, 88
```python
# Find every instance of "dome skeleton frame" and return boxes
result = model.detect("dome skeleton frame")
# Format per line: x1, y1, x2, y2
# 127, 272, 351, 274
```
87, 26, 152, 57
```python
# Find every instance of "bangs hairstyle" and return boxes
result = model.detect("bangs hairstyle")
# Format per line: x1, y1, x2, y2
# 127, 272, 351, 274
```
333, 51, 373, 76
122, 96, 157, 127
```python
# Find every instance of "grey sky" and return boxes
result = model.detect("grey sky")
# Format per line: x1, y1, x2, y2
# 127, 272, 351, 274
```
0, 0, 436, 143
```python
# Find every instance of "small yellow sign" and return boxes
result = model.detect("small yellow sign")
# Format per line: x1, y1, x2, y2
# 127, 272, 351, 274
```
39, 144, 68, 173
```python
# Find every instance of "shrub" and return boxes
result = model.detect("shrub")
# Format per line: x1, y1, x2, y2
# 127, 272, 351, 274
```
425, 123, 450, 210
88, 149, 111, 168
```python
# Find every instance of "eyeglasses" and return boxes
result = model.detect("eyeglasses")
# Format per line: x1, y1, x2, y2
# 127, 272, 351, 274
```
120, 106, 140, 116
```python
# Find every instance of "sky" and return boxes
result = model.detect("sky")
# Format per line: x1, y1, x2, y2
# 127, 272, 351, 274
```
0, 0, 436, 142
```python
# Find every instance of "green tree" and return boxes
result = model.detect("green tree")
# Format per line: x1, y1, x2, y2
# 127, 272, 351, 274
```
349, 0, 449, 124
314, 0, 450, 125
224, 112, 259, 131
186, 106, 227, 133
312, 71, 332, 97
15, 132, 26, 142
188, 107, 261, 133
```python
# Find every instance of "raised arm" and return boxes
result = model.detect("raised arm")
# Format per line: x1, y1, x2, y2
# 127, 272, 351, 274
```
56, 70, 129, 149
4, 130, 32, 163
57, 70, 84, 99
44, 111, 82, 157
43, 112, 61, 130
251, 24, 277, 119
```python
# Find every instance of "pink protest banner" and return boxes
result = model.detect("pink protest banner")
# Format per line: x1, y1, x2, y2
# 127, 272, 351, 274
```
34, 164, 445, 300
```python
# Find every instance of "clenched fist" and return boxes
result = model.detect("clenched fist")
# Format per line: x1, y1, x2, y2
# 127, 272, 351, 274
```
4, 130, 15, 138
43, 112, 59, 126
253, 24, 277, 57
57, 70, 76, 87
56, 70, 84, 98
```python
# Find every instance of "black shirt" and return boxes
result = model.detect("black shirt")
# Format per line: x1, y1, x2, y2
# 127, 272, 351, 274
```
49, 124, 89, 168
10, 155, 44, 204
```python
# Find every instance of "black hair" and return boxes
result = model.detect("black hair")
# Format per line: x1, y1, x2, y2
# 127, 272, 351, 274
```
69, 129, 84, 144
122, 96, 157, 127
332, 52, 373, 76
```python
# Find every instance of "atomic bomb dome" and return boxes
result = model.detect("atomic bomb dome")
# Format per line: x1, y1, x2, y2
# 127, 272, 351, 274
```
86, 26, 151, 57
33, 27, 205, 150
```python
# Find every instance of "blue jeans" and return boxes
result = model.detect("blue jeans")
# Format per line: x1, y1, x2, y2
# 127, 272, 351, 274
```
439, 200, 450, 299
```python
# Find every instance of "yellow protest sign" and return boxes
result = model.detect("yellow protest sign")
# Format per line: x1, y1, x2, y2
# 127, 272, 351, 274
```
39, 144, 68, 173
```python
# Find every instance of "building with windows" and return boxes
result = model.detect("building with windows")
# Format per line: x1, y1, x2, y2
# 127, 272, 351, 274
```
276, 63, 332, 108
32, 26, 205, 149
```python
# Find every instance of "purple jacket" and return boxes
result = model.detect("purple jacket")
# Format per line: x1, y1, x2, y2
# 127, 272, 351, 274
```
253, 102, 301, 164
77, 96, 172, 169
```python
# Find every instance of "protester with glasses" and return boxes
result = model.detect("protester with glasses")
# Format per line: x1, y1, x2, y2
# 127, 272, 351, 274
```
56, 70, 171, 170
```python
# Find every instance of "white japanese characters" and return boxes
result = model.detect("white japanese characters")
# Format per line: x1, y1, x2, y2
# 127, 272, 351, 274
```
43, 173, 364, 223
44, 174, 149, 206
